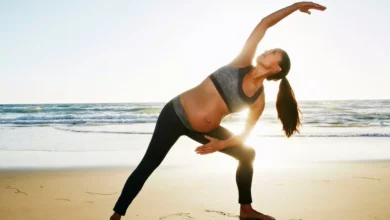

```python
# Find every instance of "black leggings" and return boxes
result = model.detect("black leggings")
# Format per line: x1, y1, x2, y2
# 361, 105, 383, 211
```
113, 99, 256, 216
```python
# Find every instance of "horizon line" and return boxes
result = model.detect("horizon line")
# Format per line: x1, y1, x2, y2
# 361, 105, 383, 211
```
1, 98, 389, 105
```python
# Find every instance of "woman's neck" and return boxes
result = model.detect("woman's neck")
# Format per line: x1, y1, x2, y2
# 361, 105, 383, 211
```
247, 65, 268, 87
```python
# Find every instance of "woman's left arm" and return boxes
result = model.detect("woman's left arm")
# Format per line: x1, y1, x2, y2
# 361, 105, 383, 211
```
195, 96, 265, 155
220, 93, 265, 148
230, 2, 326, 67
241, 95, 266, 140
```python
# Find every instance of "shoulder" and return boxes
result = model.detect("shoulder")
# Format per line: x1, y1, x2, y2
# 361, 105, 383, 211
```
227, 59, 254, 69
225, 60, 254, 70
211, 63, 253, 78
212, 64, 238, 74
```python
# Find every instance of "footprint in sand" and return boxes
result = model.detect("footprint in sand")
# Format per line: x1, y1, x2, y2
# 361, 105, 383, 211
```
55, 198, 70, 202
205, 209, 239, 218
85, 191, 118, 195
5, 185, 27, 195
159, 212, 194, 220
368, 214, 381, 220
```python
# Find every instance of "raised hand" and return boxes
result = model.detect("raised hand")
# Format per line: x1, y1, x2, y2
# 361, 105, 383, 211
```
295, 1, 326, 15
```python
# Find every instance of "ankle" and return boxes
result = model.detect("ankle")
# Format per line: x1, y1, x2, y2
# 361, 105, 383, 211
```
240, 203, 253, 211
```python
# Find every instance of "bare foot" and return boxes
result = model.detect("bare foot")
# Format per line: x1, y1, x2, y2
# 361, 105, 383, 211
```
110, 212, 121, 220
240, 205, 275, 220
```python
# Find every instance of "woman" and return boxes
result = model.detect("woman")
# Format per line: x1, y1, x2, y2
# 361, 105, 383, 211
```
111, 2, 326, 220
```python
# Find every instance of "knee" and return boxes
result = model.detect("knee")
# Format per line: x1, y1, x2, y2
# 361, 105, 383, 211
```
240, 146, 256, 163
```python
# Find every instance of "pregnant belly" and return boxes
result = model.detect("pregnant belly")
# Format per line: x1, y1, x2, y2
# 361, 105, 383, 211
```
180, 85, 229, 133
186, 105, 223, 133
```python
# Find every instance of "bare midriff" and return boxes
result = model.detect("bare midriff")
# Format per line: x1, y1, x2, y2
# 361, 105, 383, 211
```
179, 77, 230, 133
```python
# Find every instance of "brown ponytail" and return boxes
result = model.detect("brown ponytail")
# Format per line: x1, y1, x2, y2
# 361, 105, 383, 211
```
276, 77, 302, 137
266, 50, 302, 137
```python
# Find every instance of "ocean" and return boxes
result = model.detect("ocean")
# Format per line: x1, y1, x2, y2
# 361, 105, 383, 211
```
1, 100, 389, 170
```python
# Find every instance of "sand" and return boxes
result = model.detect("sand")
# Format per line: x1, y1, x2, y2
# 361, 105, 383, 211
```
0, 161, 389, 220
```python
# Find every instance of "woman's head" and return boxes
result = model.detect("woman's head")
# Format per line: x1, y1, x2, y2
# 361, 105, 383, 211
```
256, 48, 290, 81
257, 48, 301, 137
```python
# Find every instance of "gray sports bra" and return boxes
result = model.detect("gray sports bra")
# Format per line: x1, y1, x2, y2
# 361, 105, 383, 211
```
209, 64, 264, 113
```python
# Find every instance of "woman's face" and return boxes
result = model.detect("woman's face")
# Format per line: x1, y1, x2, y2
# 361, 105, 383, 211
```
256, 48, 283, 75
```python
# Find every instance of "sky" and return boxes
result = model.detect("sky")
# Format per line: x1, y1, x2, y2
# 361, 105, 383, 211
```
0, 0, 389, 104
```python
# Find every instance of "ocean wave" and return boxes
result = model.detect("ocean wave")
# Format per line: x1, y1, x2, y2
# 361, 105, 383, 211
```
1, 100, 389, 128
0, 113, 159, 125
53, 126, 152, 134
0, 106, 162, 114
52, 127, 390, 137
1, 117, 389, 127
0, 119, 157, 125
257, 133, 390, 137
